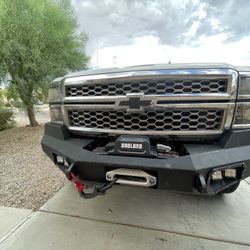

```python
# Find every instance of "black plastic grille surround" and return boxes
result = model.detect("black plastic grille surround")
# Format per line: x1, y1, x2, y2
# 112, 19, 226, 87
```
68, 109, 224, 131
65, 78, 228, 97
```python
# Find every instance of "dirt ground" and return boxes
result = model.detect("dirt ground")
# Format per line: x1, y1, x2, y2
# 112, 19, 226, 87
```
0, 125, 66, 210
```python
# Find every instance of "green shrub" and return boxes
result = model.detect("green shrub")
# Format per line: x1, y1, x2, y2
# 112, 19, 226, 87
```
0, 107, 16, 131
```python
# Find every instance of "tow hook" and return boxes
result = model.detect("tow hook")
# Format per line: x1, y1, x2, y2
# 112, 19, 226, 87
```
81, 178, 117, 199
70, 172, 85, 193
58, 160, 117, 198
69, 171, 117, 199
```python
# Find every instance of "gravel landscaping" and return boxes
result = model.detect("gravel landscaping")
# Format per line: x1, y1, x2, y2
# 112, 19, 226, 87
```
0, 125, 66, 210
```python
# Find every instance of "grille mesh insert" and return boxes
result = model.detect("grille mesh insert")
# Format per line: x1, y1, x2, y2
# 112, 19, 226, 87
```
68, 109, 224, 131
65, 78, 227, 97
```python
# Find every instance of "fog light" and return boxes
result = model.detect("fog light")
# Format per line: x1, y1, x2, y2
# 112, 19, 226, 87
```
211, 170, 223, 181
56, 155, 64, 164
224, 168, 236, 178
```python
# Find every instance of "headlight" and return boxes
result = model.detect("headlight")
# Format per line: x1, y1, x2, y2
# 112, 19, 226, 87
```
50, 105, 64, 123
49, 86, 61, 102
234, 72, 250, 128
233, 103, 250, 128
238, 73, 250, 99
49, 77, 63, 102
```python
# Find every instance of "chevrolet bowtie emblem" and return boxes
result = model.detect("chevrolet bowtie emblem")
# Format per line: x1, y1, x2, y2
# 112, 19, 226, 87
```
118, 93, 152, 112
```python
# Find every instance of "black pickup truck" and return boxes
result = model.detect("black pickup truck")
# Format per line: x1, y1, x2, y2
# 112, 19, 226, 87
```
42, 63, 250, 198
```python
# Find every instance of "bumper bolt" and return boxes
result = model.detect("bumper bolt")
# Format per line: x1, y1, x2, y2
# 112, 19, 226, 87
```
150, 178, 155, 184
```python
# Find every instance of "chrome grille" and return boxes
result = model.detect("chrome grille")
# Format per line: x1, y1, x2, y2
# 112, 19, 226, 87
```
68, 109, 224, 132
65, 78, 228, 97
62, 68, 237, 136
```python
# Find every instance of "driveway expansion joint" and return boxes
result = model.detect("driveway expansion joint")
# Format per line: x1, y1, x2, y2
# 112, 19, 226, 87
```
38, 209, 250, 247
0, 212, 33, 246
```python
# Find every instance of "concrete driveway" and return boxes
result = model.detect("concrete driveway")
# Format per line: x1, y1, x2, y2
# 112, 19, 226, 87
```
1, 180, 250, 250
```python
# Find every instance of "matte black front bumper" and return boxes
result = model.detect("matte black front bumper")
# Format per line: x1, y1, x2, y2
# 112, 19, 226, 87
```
41, 123, 250, 194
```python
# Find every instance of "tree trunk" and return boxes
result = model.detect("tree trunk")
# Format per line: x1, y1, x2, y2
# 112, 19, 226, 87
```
26, 106, 38, 127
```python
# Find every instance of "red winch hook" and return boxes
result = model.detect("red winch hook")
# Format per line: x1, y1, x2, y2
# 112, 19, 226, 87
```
70, 172, 85, 193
